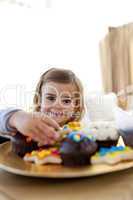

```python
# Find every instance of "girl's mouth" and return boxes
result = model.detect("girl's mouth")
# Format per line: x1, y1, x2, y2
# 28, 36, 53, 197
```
46, 111, 64, 117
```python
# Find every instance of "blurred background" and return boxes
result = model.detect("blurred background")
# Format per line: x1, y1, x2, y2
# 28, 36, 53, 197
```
0, 0, 133, 110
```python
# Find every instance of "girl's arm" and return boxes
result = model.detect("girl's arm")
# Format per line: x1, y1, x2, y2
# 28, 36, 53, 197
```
0, 108, 21, 136
0, 108, 60, 145
0, 109, 72, 145
9, 110, 60, 145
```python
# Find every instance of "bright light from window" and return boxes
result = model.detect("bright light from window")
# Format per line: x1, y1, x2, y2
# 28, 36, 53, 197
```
0, 0, 133, 109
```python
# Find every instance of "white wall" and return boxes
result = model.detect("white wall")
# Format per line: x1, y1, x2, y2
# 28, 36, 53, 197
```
0, 0, 133, 109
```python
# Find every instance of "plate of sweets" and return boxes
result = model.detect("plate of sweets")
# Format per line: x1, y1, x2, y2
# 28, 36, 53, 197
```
0, 121, 133, 178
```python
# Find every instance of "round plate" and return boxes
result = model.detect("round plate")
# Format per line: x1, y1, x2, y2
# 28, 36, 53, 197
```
0, 142, 133, 178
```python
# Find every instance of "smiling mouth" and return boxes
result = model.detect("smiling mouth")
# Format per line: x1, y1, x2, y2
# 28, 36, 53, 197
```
45, 111, 74, 119
46, 111, 64, 117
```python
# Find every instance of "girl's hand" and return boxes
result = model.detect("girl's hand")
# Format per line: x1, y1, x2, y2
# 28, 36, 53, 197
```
9, 111, 60, 145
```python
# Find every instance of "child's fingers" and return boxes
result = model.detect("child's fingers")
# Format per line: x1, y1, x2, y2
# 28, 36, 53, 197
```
32, 133, 48, 145
30, 133, 42, 144
31, 124, 58, 145
38, 122, 60, 140
31, 127, 47, 144
47, 126, 60, 140
32, 135, 41, 143
41, 115, 60, 130
38, 138, 55, 147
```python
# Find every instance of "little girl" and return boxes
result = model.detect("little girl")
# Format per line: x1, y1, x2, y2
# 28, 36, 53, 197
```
0, 68, 84, 145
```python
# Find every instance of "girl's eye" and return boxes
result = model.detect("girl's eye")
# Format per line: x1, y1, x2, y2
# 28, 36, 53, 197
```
62, 99, 72, 105
46, 96, 56, 101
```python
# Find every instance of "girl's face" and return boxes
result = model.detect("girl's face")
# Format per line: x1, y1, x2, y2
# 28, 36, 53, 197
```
40, 82, 79, 126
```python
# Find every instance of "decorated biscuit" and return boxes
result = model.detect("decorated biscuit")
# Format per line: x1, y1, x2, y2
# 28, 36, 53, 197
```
91, 146, 133, 165
24, 147, 62, 165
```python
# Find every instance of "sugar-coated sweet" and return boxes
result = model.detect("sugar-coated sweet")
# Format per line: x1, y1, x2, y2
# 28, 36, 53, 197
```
87, 121, 119, 148
24, 147, 62, 165
91, 146, 133, 165
11, 132, 38, 157
60, 131, 98, 166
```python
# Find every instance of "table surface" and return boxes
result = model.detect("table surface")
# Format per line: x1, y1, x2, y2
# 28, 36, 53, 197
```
0, 167, 133, 200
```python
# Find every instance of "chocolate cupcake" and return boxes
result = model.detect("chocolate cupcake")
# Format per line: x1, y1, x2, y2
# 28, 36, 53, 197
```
11, 132, 38, 157
60, 131, 98, 166
87, 121, 119, 148
0, 136, 9, 144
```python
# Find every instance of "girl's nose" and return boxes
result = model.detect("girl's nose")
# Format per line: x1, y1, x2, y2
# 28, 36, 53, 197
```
54, 97, 62, 108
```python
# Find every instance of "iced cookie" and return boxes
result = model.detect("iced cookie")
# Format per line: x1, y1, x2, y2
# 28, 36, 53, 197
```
91, 146, 133, 165
24, 147, 62, 165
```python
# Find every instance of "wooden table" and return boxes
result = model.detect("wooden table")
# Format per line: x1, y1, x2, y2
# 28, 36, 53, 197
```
0, 168, 133, 200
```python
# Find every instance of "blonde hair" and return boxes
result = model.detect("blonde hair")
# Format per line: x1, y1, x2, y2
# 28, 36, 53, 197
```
33, 68, 85, 121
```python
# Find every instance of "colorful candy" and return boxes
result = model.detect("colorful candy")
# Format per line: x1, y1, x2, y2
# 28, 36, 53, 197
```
67, 131, 95, 142
63, 121, 82, 131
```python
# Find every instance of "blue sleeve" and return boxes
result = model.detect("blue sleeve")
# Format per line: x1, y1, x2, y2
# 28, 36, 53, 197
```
0, 108, 21, 135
